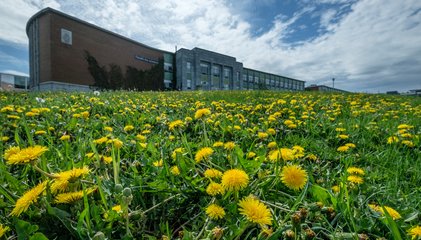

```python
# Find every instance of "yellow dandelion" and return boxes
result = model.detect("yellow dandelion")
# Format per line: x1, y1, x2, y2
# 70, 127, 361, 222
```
213, 141, 224, 147
331, 185, 340, 193
268, 148, 295, 162
54, 188, 96, 204
112, 205, 123, 213
206, 182, 225, 196
153, 159, 164, 167
104, 126, 113, 132
347, 167, 365, 175
170, 166, 180, 175
124, 125, 134, 132
347, 175, 364, 184
258, 132, 268, 140
35, 130, 46, 135
221, 169, 249, 192
0, 224, 10, 238
136, 134, 147, 142
408, 226, 421, 240
368, 204, 401, 220
204, 168, 223, 178
267, 128, 276, 135
401, 140, 414, 147
337, 145, 349, 152
338, 134, 349, 139
51, 167, 90, 193
195, 108, 211, 119
267, 142, 277, 149
246, 151, 256, 159
168, 120, 184, 131
93, 136, 108, 144
238, 196, 273, 226
1, 136, 10, 142
102, 156, 112, 164
171, 147, 184, 160
60, 135, 71, 141
10, 181, 47, 216
195, 147, 214, 163
280, 165, 308, 191
4, 145, 48, 165
397, 124, 413, 129
206, 204, 225, 220
345, 143, 356, 148
224, 142, 236, 151
112, 139, 123, 149
387, 136, 399, 144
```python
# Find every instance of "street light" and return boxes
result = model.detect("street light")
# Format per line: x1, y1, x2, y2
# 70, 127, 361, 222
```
332, 78, 335, 88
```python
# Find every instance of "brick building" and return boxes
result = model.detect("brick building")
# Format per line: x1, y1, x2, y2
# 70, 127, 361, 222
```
27, 8, 304, 91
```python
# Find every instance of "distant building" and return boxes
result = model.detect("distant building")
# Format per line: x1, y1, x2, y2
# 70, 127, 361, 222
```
405, 89, 421, 96
26, 8, 305, 91
305, 84, 348, 93
386, 91, 399, 95
0, 72, 29, 91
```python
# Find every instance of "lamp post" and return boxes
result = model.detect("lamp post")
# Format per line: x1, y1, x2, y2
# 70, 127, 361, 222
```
332, 78, 335, 89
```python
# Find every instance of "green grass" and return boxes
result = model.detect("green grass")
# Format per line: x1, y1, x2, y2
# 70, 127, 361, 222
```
0, 90, 420, 239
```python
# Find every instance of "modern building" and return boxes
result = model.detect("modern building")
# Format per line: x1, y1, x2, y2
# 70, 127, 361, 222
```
305, 84, 348, 93
0, 72, 29, 91
26, 8, 304, 91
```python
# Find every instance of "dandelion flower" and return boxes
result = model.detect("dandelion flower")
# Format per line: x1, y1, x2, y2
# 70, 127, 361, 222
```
368, 204, 401, 220
10, 181, 47, 216
104, 126, 113, 132
267, 142, 277, 149
168, 120, 184, 131
408, 226, 421, 239
136, 134, 147, 142
171, 147, 184, 160
206, 182, 225, 196
224, 142, 236, 151
54, 188, 96, 204
93, 136, 108, 144
124, 125, 134, 132
213, 141, 224, 147
221, 169, 249, 192
347, 167, 365, 175
347, 175, 364, 184
204, 168, 223, 178
387, 136, 399, 144
337, 145, 349, 152
112, 205, 123, 213
195, 108, 211, 119
195, 147, 214, 163
345, 143, 356, 148
153, 159, 164, 167
170, 166, 180, 175
206, 204, 225, 220
258, 132, 268, 140
238, 196, 272, 226
401, 140, 414, 147
51, 167, 90, 193
247, 152, 257, 159
60, 135, 71, 141
112, 139, 123, 149
4, 145, 48, 165
268, 148, 295, 162
280, 165, 308, 191
0, 224, 10, 238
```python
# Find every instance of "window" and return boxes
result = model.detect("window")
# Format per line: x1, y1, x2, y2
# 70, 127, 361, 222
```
61, 28, 72, 45
211, 65, 221, 90
223, 67, 231, 90
186, 61, 191, 72
199, 62, 210, 89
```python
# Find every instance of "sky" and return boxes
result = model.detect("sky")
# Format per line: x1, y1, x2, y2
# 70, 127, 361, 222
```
0, 0, 420, 93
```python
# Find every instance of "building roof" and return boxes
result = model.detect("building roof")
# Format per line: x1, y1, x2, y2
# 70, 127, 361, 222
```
26, 7, 174, 55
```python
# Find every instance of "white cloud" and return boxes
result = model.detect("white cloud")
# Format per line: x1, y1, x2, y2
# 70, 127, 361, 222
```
0, 0, 60, 44
0, 0, 420, 92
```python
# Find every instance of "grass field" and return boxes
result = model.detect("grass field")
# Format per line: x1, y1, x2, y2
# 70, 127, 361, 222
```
0, 90, 420, 239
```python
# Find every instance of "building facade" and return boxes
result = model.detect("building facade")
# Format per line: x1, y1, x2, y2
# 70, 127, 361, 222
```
0, 72, 29, 91
305, 84, 348, 93
26, 8, 173, 91
27, 8, 304, 92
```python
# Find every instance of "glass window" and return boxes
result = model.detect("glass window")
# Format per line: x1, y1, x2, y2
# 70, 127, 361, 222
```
211, 65, 221, 90
223, 67, 231, 90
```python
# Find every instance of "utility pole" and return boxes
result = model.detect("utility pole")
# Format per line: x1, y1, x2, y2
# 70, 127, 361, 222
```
332, 78, 335, 88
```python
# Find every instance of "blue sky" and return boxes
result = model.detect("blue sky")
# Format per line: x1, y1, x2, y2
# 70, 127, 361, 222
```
0, 0, 420, 92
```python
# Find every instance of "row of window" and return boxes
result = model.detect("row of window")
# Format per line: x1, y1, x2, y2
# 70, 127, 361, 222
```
183, 61, 304, 91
